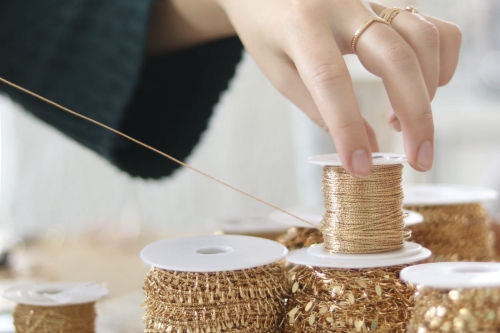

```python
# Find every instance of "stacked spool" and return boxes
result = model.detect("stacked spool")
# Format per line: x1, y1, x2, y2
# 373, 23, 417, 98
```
204, 215, 288, 240
3, 282, 108, 333
269, 206, 424, 250
404, 184, 498, 262
140, 235, 288, 333
401, 262, 500, 332
284, 154, 431, 333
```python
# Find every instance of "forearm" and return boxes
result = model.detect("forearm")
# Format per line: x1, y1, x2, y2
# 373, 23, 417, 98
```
146, 0, 235, 55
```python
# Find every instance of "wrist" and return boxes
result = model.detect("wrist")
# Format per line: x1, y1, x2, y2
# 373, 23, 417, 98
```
147, 0, 236, 55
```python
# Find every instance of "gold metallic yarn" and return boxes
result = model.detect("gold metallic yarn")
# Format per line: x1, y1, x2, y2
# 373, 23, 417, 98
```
277, 228, 324, 251
404, 204, 495, 262
143, 262, 288, 333
408, 285, 500, 333
321, 165, 410, 254
285, 265, 414, 333
13, 302, 96, 333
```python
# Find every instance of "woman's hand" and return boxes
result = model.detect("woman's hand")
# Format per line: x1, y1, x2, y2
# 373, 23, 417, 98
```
152, 0, 462, 178
214, 0, 461, 178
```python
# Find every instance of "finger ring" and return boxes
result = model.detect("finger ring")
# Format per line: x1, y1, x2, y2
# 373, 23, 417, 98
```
379, 5, 419, 25
404, 5, 419, 13
351, 16, 390, 54
379, 7, 403, 24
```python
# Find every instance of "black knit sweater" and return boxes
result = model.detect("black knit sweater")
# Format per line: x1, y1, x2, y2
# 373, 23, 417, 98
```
0, 0, 244, 178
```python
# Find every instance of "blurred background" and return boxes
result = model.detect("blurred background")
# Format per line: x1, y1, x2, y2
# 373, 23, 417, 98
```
0, 1, 499, 330
2, 0, 500, 237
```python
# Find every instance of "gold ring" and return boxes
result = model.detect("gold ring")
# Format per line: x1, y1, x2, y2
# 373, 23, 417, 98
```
351, 16, 390, 54
404, 5, 419, 13
379, 5, 419, 25
379, 7, 403, 24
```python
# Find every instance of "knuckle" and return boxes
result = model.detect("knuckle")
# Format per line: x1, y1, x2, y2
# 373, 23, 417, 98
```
413, 109, 434, 128
383, 40, 418, 69
309, 63, 347, 88
415, 20, 440, 48
289, 0, 321, 23
331, 118, 364, 134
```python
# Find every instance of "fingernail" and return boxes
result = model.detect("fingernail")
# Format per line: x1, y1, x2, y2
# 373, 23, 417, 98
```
417, 140, 433, 170
351, 149, 371, 178
391, 119, 402, 132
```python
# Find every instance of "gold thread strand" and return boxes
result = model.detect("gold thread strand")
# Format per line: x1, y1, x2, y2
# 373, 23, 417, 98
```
404, 203, 495, 262
13, 302, 96, 333
320, 165, 410, 254
285, 265, 414, 333
142, 262, 288, 333
0, 76, 314, 228
277, 227, 323, 251
409, 285, 500, 333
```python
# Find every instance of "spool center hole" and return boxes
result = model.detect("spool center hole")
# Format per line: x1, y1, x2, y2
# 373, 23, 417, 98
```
196, 246, 233, 255
453, 267, 500, 274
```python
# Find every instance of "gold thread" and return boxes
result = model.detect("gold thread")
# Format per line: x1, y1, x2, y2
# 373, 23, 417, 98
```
0, 77, 315, 228
13, 302, 96, 333
320, 165, 410, 254
409, 285, 500, 333
277, 227, 323, 251
404, 204, 495, 262
142, 262, 288, 333
285, 265, 414, 333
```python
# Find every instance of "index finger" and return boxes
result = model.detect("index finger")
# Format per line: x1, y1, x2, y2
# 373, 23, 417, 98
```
286, 22, 373, 178
356, 24, 434, 171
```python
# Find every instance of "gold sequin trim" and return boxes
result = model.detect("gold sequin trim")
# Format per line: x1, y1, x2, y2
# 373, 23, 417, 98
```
277, 227, 324, 251
285, 265, 414, 332
404, 204, 495, 262
409, 285, 500, 333
143, 262, 288, 333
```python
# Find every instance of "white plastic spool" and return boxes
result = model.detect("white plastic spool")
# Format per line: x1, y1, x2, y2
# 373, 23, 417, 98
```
400, 262, 500, 289
3, 282, 108, 307
268, 207, 423, 228
287, 242, 431, 269
285, 153, 430, 268
308, 152, 407, 166
140, 235, 288, 273
204, 215, 288, 234
404, 184, 498, 206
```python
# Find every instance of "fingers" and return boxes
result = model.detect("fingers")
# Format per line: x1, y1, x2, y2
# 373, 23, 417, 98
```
356, 23, 434, 171
370, 3, 440, 100
270, 60, 330, 131
268, 57, 381, 157
363, 117, 380, 152
423, 15, 462, 86
387, 108, 401, 132
369, 2, 462, 89
286, 20, 372, 178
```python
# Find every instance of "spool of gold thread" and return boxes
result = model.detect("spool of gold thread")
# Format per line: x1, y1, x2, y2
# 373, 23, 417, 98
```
12, 303, 96, 333
404, 203, 495, 262
401, 262, 500, 333
140, 235, 289, 333
3, 282, 107, 333
275, 210, 421, 251
283, 154, 431, 332
320, 164, 410, 254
